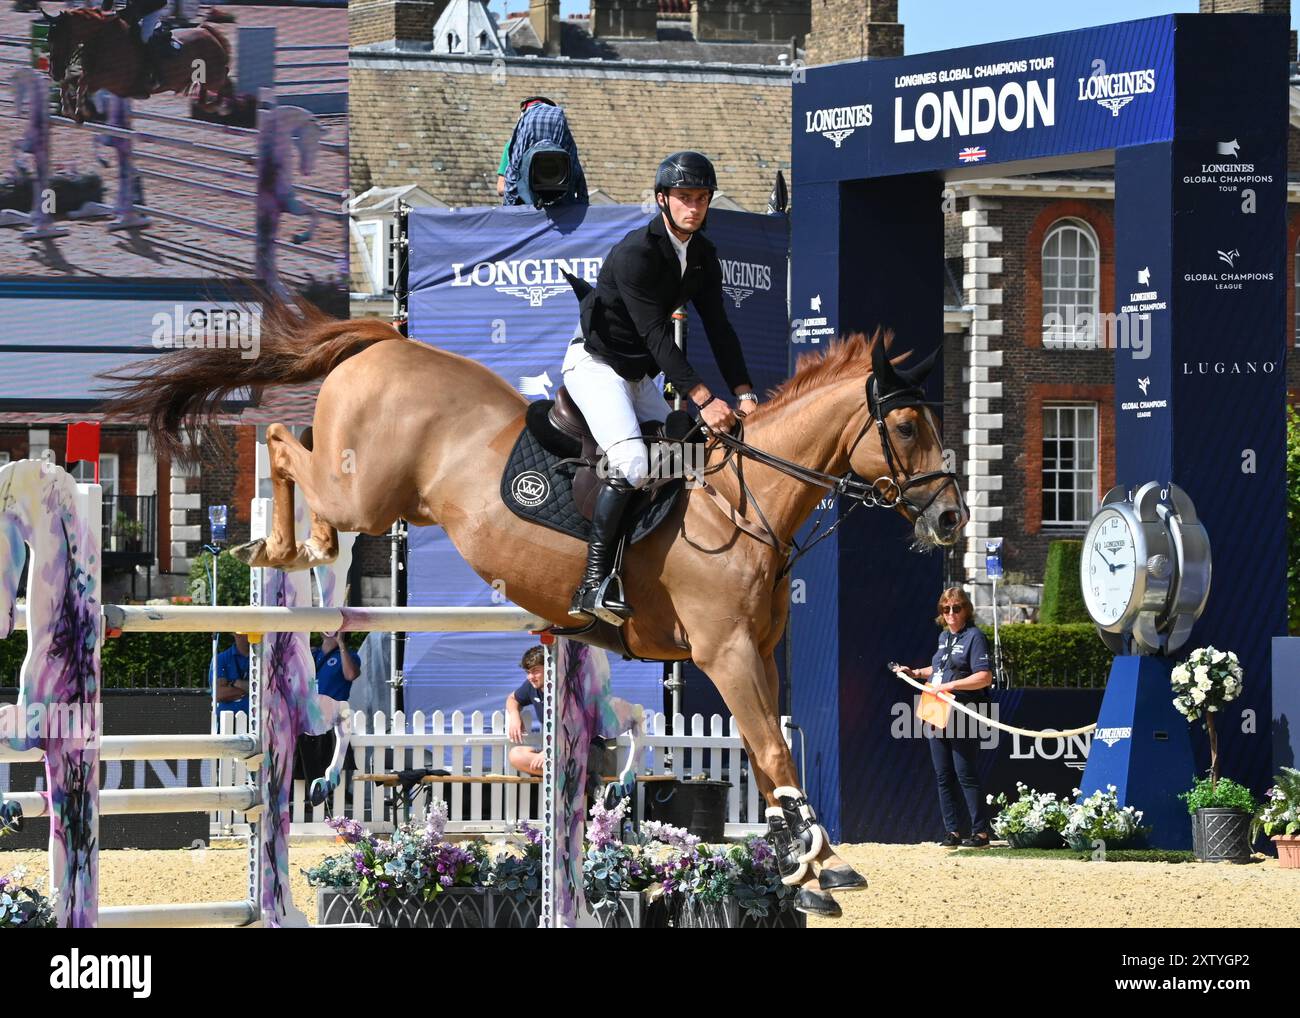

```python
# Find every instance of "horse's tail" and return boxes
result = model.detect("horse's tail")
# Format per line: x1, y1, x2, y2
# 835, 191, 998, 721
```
101, 297, 403, 466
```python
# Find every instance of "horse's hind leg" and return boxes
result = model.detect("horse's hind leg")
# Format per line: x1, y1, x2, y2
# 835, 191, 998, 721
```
230, 423, 336, 570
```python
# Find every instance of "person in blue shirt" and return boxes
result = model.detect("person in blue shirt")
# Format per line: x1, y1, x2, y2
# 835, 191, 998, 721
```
314, 632, 361, 702
899, 587, 994, 848
506, 645, 545, 776
213, 633, 250, 719
502, 96, 588, 207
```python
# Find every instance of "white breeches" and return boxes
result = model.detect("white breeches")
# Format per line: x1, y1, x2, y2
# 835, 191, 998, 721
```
560, 340, 667, 488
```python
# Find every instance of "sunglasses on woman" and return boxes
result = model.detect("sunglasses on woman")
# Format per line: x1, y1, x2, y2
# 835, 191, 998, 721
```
941, 605, 963, 615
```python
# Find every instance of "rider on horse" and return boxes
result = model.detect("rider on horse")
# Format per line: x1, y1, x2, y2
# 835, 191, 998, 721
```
563, 151, 758, 626
116, 0, 178, 91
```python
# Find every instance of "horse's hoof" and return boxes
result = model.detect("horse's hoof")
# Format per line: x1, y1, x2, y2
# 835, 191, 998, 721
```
793, 887, 841, 918
818, 864, 868, 893
229, 539, 266, 566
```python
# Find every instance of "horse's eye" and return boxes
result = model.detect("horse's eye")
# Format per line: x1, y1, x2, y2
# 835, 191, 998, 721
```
897, 421, 915, 440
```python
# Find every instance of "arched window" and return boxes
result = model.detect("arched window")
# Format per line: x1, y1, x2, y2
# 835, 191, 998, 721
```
1041, 219, 1100, 349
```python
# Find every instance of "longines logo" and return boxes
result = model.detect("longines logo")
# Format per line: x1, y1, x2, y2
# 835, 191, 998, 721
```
1094, 726, 1132, 748
510, 471, 550, 507
1181, 361, 1278, 375
719, 259, 773, 308
451, 258, 602, 306
805, 103, 872, 147
1076, 67, 1156, 115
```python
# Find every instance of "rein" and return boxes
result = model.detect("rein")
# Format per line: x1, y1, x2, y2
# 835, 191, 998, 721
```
693, 377, 963, 578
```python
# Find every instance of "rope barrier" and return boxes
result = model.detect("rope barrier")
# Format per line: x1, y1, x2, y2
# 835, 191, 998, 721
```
889, 666, 1098, 739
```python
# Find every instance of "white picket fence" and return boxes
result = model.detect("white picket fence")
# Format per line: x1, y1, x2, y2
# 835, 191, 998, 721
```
208, 708, 788, 839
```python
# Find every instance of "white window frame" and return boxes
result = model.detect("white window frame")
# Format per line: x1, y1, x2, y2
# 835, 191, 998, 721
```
70, 453, 120, 500
353, 216, 389, 297
1041, 403, 1098, 529
1041, 219, 1100, 350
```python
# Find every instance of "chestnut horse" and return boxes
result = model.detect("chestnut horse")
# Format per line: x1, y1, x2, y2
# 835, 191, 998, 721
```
41, 6, 232, 121
107, 302, 967, 917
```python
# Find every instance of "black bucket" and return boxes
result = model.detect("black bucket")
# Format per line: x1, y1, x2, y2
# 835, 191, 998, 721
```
644, 779, 730, 843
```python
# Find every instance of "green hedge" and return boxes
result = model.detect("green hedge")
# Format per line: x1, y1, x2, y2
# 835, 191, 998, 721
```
1039, 539, 1089, 624
979, 622, 1112, 689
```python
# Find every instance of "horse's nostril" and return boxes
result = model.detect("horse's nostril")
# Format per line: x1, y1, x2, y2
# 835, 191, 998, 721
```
939, 510, 960, 532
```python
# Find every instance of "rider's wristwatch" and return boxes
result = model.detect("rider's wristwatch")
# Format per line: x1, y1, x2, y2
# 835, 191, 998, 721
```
737, 393, 759, 405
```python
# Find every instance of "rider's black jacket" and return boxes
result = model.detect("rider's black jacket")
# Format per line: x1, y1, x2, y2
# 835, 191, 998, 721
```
569, 214, 752, 398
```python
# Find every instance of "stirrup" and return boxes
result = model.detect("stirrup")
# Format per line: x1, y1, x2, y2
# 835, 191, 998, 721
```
590, 573, 632, 626
765, 806, 808, 885
775, 786, 825, 866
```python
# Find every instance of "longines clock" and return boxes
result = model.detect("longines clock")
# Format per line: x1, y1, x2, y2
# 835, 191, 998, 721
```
1080, 481, 1212, 656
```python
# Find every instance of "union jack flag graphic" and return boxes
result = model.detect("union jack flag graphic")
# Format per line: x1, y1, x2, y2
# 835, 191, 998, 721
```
958, 146, 987, 164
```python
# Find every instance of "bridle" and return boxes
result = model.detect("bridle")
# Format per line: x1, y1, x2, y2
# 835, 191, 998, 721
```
696, 374, 964, 577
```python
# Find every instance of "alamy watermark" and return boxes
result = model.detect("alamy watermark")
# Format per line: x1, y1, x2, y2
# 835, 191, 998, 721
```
151, 306, 260, 360
1042, 309, 1151, 359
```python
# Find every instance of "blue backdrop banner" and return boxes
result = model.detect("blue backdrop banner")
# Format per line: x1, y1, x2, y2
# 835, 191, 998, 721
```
405, 204, 790, 723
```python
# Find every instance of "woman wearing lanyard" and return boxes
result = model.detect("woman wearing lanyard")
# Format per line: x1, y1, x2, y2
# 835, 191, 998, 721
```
898, 587, 994, 847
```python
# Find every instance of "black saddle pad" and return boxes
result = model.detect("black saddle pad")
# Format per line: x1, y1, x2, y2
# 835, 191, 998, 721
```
500, 423, 681, 543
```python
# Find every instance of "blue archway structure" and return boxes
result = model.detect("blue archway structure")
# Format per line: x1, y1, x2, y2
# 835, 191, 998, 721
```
789, 13, 1288, 843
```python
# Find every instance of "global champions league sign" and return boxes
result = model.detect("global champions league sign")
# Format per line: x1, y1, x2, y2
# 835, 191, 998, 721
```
790, 14, 1289, 843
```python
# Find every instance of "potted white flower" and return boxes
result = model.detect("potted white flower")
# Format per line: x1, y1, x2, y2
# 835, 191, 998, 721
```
987, 783, 1068, 849
1171, 646, 1251, 861
1062, 785, 1145, 851
1251, 767, 1300, 869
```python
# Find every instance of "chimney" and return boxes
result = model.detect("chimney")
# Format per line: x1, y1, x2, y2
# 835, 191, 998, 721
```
805, 0, 902, 66
590, 0, 658, 39
1199, 0, 1296, 61
691, 0, 810, 44
530, 0, 561, 54
350, 0, 453, 49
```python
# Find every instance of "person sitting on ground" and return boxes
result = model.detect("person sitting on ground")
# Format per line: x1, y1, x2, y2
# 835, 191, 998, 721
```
506, 645, 545, 776
213, 632, 250, 722
502, 96, 588, 207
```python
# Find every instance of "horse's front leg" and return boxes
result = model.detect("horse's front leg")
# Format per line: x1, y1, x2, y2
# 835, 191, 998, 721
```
759, 652, 866, 894
693, 631, 843, 919
305, 694, 351, 806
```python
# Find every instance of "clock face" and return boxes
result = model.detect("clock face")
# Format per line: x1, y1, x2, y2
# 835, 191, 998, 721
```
1084, 508, 1138, 627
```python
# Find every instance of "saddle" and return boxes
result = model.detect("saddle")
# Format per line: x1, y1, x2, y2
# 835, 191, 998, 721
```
500, 385, 705, 544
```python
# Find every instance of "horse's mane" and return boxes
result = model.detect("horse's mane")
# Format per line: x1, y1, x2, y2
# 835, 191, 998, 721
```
747, 328, 899, 421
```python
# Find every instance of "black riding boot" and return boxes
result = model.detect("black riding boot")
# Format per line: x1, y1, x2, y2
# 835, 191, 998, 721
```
568, 479, 636, 625
144, 30, 176, 89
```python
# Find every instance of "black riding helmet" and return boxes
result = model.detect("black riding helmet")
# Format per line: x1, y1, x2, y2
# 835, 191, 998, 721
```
654, 151, 716, 232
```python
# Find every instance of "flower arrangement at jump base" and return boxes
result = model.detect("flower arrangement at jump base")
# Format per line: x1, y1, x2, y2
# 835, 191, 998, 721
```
1061, 786, 1146, 851
305, 800, 544, 927
1252, 767, 1300, 869
1171, 646, 1253, 861
583, 796, 799, 927
0, 866, 57, 929
987, 783, 1069, 848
